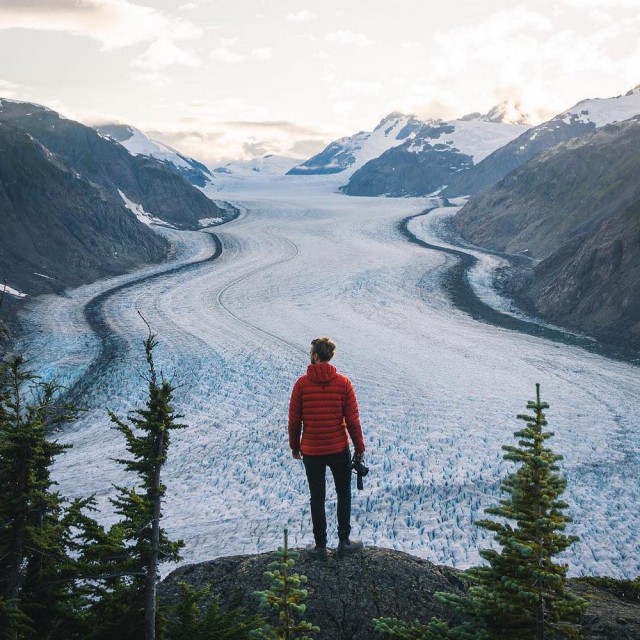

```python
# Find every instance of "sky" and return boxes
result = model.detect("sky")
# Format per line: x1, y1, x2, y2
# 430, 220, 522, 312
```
0, 0, 639, 165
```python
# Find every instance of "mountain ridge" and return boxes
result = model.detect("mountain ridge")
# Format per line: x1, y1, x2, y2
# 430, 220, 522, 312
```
0, 98, 236, 298
443, 86, 640, 197
95, 123, 214, 188
287, 105, 530, 191
0, 120, 168, 297
453, 117, 640, 348
0, 99, 233, 230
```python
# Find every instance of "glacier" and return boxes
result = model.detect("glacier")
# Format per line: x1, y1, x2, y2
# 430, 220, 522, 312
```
13, 174, 640, 579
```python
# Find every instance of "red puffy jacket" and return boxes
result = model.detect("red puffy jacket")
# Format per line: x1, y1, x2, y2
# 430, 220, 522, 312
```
288, 362, 365, 456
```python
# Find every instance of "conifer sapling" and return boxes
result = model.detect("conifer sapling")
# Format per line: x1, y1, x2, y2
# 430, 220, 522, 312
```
251, 528, 319, 640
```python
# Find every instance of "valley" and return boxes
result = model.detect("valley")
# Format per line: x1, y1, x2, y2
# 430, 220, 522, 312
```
13, 176, 640, 579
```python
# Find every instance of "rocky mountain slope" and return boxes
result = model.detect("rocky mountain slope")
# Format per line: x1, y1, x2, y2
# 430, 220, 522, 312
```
160, 547, 640, 640
444, 86, 640, 197
0, 99, 233, 230
0, 121, 167, 297
453, 117, 640, 349
341, 120, 475, 196
95, 123, 214, 188
0, 98, 236, 297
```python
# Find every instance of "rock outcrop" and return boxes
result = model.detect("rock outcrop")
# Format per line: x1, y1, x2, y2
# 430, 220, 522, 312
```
160, 547, 640, 640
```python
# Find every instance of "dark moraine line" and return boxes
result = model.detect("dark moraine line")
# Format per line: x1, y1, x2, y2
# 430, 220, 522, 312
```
400, 209, 639, 366
66, 232, 223, 404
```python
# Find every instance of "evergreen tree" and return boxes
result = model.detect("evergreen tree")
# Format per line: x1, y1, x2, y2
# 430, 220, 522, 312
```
164, 582, 264, 640
251, 529, 319, 640
91, 332, 185, 640
375, 384, 588, 640
439, 383, 588, 639
0, 356, 90, 639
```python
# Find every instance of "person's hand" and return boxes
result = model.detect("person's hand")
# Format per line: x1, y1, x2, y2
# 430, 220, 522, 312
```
292, 449, 302, 460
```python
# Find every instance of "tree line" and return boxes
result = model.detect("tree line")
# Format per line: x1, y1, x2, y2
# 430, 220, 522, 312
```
0, 328, 615, 639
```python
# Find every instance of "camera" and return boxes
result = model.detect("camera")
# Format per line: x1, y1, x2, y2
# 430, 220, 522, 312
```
350, 453, 369, 490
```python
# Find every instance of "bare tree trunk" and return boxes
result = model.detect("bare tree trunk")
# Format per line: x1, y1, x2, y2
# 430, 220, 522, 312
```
5, 378, 26, 640
536, 595, 545, 640
144, 429, 165, 640
6, 524, 25, 640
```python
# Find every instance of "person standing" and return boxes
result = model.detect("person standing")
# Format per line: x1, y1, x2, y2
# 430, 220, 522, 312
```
288, 337, 366, 559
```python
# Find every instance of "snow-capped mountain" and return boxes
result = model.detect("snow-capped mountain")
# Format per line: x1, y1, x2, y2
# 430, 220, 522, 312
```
333, 108, 530, 196
213, 154, 300, 177
95, 124, 213, 188
559, 84, 640, 126
464, 98, 531, 125
444, 85, 640, 197
287, 112, 424, 177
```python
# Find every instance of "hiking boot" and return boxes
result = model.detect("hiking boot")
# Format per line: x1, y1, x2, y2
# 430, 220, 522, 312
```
306, 544, 328, 560
337, 539, 363, 556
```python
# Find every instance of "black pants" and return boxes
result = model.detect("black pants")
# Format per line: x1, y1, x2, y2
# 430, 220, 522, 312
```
303, 449, 352, 546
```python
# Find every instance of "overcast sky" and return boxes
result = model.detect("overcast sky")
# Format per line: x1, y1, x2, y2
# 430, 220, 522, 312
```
0, 0, 639, 165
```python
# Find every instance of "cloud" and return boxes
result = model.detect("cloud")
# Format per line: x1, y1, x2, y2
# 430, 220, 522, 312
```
389, 83, 461, 121
286, 10, 317, 22
179, 98, 268, 121
127, 70, 173, 87
143, 118, 330, 164
242, 141, 270, 157
210, 47, 245, 63
251, 47, 273, 61
325, 77, 383, 101
416, 6, 640, 122
131, 39, 201, 70
338, 79, 383, 97
559, 0, 640, 7
0, 78, 31, 99
325, 30, 373, 46
331, 101, 356, 119
430, 7, 553, 78
0, 0, 202, 50
289, 138, 326, 158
